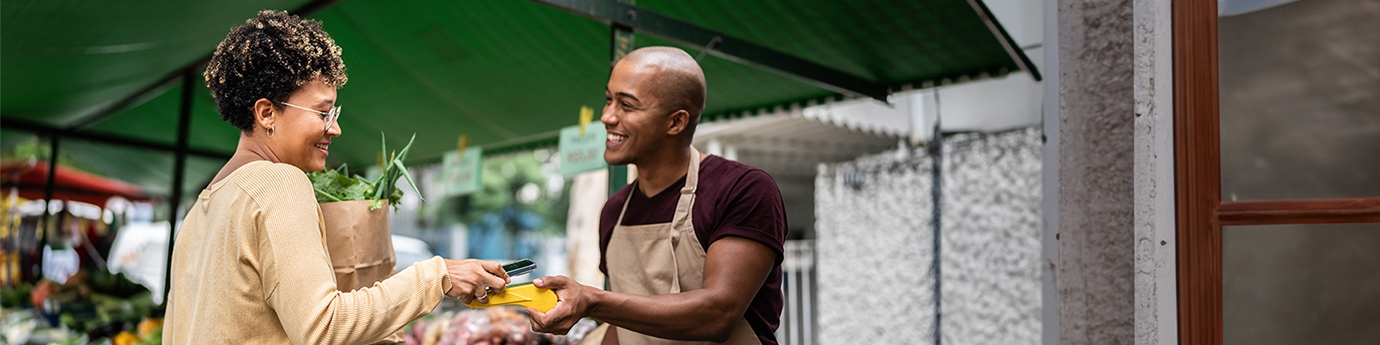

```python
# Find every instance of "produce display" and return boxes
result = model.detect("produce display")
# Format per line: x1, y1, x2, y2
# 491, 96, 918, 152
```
109, 318, 161, 345
405, 307, 572, 345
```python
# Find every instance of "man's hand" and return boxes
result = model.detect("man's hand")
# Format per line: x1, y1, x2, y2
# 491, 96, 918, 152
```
541, 237, 775, 341
443, 259, 509, 304
527, 276, 595, 334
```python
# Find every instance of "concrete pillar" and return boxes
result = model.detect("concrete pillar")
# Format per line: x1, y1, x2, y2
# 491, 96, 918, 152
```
1053, 0, 1135, 343
1049, 0, 1178, 344
1132, 0, 1178, 343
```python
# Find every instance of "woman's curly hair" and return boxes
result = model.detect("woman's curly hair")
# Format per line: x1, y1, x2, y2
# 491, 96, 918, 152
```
204, 10, 347, 132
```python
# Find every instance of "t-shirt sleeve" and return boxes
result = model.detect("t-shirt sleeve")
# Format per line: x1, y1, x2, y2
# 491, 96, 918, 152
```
709, 169, 788, 262
249, 164, 448, 345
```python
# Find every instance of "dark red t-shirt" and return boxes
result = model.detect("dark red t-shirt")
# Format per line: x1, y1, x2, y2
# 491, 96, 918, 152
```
599, 155, 786, 345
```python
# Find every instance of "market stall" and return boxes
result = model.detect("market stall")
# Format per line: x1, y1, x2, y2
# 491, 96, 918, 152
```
3, 0, 1040, 344
1, 161, 163, 345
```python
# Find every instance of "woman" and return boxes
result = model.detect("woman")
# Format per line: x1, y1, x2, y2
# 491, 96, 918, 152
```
164, 11, 506, 344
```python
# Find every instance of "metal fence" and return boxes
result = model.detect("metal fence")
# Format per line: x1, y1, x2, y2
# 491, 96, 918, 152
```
777, 239, 817, 345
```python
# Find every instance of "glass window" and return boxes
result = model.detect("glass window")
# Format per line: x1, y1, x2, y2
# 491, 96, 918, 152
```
1224, 223, 1380, 345
1218, 0, 1380, 200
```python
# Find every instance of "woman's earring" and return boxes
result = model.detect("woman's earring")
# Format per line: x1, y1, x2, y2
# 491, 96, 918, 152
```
268, 125, 275, 138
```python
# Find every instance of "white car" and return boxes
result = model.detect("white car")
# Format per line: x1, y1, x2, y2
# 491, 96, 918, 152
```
392, 235, 435, 273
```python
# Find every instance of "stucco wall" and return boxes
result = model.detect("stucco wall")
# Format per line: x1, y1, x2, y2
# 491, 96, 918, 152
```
816, 128, 1041, 345
941, 129, 1043, 345
815, 148, 936, 345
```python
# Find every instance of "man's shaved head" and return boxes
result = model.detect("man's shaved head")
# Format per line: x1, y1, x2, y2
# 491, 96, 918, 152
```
620, 47, 707, 134
601, 46, 708, 166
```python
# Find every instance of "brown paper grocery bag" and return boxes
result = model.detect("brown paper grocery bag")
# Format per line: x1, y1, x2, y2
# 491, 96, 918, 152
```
319, 200, 403, 344
320, 200, 397, 290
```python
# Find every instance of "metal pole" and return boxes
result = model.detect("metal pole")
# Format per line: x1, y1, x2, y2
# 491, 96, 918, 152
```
161, 70, 194, 306
607, 0, 634, 198
802, 240, 815, 345
790, 249, 802, 345
929, 90, 943, 345
36, 135, 60, 279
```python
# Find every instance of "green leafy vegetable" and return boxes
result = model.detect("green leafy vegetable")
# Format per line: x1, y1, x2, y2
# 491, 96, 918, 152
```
306, 133, 424, 211
309, 165, 371, 203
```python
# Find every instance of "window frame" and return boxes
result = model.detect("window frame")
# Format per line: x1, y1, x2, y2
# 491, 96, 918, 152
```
1172, 0, 1380, 344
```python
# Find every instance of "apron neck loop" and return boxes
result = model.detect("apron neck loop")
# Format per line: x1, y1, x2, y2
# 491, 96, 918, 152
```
682, 146, 701, 195
614, 146, 704, 226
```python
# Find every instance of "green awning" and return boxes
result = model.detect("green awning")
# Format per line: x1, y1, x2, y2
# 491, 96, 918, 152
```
2, 0, 1037, 197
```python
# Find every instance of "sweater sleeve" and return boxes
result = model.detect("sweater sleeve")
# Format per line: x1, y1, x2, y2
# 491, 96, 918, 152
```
247, 163, 449, 345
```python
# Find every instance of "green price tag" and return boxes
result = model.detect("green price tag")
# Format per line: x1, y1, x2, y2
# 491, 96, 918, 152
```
441, 147, 483, 197
558, 124, 608, 178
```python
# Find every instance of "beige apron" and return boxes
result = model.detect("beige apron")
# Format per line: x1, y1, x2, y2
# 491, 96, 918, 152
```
587, 148, 761, 345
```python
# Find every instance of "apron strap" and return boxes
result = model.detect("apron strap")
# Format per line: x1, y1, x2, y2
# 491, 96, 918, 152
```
614, 147, 703, 229
667, 147, 701, 294
613, 180, 636, 229
670, 147, 701, 229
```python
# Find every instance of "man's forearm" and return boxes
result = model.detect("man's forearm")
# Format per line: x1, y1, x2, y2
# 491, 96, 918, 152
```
526, 238, 776, 341
588, 288, 747, 342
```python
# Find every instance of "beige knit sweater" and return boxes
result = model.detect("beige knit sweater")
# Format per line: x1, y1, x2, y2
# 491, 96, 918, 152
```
164, 161, 451, 344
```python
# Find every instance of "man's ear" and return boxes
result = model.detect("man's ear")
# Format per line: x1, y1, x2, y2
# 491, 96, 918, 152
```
666, 109, 691, 136
252, 98, 277, 130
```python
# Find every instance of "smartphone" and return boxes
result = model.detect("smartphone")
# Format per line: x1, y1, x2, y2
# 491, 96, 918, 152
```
502, 259, 537, 277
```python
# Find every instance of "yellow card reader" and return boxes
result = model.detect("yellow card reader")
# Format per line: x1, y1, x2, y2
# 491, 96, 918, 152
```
465, 282, 558, 313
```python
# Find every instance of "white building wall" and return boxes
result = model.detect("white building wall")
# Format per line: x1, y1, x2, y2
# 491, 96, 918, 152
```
815, 148, 937, 345
941, 129, 1044, 345
815, 128, 1042, 345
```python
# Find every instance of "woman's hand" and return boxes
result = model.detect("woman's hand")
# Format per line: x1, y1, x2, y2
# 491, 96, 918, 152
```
442, 259, 509, 304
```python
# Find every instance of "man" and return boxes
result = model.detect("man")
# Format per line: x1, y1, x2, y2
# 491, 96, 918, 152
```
529, 47, 787, 345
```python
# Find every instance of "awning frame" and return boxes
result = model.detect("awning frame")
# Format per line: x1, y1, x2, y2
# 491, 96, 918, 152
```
533, 0, 893, 103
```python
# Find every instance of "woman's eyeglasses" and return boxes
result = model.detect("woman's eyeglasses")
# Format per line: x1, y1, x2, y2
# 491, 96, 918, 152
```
279, 101, 341, 133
